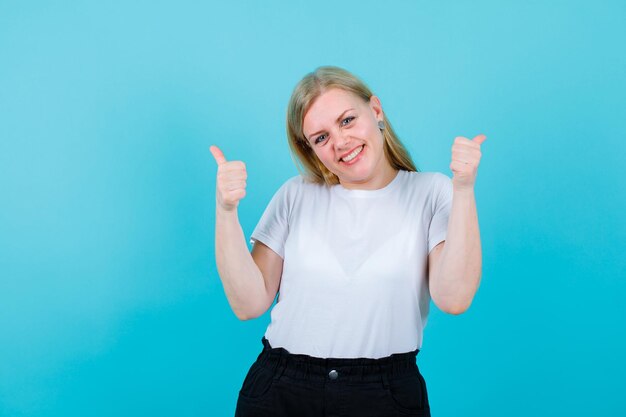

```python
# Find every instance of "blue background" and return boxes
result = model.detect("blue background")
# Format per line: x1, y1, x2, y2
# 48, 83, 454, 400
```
1, 1, 625, 416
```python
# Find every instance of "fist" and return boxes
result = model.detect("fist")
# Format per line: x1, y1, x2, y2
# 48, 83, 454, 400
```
210, 145, 247, 211
450, 134, 487, 190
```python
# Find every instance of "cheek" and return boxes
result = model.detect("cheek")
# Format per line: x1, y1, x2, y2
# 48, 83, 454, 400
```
355, 120, 377, 140
313, 148, 334, 166
315, 150, 343, 174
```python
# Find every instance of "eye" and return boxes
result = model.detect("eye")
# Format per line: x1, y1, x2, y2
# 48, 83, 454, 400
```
314, 134, 328, 144
341, 116, 355, 126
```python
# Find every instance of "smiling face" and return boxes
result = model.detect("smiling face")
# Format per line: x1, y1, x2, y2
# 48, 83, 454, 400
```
302, 88, 397, 190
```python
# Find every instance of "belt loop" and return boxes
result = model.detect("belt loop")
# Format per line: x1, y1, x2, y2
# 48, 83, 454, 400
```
256, 338, 269, 363
381, 370, 390, 389
262, 336, 271, 350
273, 358, 286, 382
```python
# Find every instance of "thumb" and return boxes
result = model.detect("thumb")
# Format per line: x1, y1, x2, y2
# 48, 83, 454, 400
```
472, 134, 487, 145
209, 145, 227, 165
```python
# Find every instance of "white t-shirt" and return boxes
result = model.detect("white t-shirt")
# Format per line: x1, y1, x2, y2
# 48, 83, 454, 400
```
250, 170, 453, 359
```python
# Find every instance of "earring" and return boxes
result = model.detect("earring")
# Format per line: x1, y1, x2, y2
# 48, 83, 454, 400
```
378, 120, 386, 130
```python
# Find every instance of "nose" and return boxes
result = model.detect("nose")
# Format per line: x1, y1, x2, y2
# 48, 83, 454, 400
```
333, 130, 350, 150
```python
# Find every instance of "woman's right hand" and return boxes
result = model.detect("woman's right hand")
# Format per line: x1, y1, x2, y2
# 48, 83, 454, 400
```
210, 145, 247, 212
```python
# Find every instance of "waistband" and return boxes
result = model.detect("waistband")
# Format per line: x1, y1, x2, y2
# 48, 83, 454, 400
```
255, 337, 420, 384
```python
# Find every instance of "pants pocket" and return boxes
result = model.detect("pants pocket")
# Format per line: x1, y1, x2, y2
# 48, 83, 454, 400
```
238, 362, 276, 402
385, 371, 430, 414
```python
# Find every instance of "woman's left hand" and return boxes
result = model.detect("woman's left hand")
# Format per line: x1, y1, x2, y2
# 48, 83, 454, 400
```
450, 134, 487, 191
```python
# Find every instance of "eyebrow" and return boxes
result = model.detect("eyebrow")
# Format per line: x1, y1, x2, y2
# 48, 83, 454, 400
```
306, 108, 355, 141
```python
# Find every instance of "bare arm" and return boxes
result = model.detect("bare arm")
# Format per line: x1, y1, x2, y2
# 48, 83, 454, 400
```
428, 188, 482, 314
210, 146, 283, 320
428, 134, 486, 315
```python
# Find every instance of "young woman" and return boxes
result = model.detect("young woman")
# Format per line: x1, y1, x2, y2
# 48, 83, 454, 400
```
210, 66, 486, 417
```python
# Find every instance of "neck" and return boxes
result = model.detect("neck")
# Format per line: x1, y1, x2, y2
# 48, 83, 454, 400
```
339, 162, 399, 190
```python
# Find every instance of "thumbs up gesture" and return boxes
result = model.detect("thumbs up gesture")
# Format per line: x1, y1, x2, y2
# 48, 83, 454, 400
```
210, 145, 247, 211
450, 134, 487, 191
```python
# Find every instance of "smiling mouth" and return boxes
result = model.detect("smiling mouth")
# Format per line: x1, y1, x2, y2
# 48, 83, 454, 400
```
340, 145, 364, 163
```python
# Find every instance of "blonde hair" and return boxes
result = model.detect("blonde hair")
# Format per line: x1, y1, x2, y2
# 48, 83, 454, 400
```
286, 66, 418, 185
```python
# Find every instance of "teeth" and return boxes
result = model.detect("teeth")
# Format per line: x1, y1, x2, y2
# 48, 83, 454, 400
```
342, 146, 363, 162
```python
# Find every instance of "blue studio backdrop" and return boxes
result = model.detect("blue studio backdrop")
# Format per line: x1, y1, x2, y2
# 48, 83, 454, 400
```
1, 1, 625, 416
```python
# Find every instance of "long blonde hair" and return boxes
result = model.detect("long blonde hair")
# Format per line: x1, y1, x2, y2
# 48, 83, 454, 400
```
286, 66, 418, 185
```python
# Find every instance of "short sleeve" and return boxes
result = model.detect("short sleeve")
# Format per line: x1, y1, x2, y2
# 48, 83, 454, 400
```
428, 173, 453, 254
249, 177, 298, 259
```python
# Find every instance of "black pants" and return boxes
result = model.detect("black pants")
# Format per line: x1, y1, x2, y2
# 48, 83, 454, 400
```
235, 337, 431, 417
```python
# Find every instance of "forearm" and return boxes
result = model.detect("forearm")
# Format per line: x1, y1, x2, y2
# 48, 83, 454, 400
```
431, 188, 482, 314
215, 207, 267, 320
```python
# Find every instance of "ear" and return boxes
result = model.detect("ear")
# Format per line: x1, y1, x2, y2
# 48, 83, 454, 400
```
369, 95, 384, 121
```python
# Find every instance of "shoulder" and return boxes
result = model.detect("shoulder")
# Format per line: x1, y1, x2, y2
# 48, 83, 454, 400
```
279, 175, 324, 193
398, 170, 451, 189
272, 175, 326, 203
280, 175, 304, 190
395, 172, 452, 210
404, 170, 449, 181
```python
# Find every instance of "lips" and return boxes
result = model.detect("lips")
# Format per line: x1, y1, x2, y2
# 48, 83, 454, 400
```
339, 145, 365, 162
